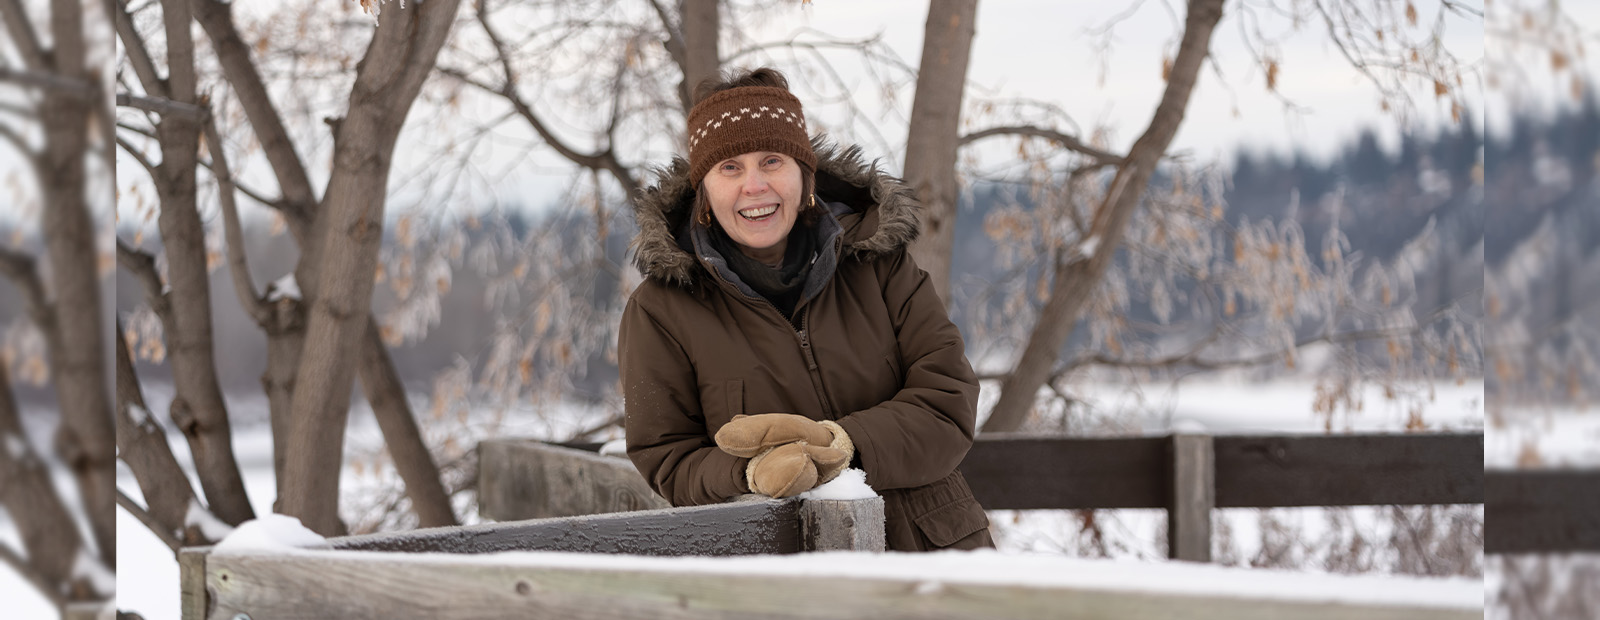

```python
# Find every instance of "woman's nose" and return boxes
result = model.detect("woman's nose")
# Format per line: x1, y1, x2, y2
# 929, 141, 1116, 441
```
742, 169, 769, 194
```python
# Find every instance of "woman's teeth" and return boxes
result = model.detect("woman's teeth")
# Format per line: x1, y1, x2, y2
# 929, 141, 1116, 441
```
739, 205, 778, 221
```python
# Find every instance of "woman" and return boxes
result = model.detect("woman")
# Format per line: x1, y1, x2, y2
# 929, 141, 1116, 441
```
621, 67, 992, 551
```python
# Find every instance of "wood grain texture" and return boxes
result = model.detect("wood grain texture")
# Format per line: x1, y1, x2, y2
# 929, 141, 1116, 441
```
332, 498, 802, 556
180, 547, 210, 620
800, 498, 885, 551
203, 550, 1478, 620
959, 435, 1168, 509
1212, 433, 1482, 508
1168, 435, 1213, 562
479, 439, 669, 522
1486, 469, 1600, 554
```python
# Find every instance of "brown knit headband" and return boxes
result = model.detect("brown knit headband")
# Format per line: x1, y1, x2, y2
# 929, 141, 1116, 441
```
686, 86, 816, 183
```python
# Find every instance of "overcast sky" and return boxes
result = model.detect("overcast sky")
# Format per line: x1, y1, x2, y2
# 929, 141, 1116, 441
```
31, 0, 1593, 228
766, 0, 1487, 165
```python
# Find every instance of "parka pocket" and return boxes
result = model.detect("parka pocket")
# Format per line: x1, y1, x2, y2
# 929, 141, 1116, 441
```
913, 496, 991, 549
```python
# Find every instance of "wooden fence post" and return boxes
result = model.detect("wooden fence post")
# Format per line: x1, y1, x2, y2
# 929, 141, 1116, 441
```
1169, 433, 1214, 562
477, 440, 670, 521
800, 497, 886, 552
180, 546, 211, 620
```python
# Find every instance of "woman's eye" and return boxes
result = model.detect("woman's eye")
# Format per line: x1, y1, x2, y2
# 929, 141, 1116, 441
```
764, 157, 781, 167
720, 163, 739, 172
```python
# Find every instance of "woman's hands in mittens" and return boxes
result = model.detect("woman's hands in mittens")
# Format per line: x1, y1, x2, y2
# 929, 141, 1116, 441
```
744, 442, 851, 498
714, 413, 836, 457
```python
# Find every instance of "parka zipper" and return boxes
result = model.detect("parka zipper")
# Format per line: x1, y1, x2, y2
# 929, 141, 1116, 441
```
700, 258, 837, 419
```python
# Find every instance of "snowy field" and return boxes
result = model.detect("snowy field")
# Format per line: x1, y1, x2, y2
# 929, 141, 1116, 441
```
1, 377, 1519, 619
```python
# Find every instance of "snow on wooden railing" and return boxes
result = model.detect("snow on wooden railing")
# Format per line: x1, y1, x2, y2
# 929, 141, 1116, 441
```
179, 494, 885, 619
180, 541, 1481, 620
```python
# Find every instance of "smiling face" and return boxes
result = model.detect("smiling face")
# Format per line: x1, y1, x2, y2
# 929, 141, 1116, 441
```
703, 151, 804, 267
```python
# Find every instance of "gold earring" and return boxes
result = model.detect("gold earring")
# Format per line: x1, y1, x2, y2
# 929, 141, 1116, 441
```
809, 193, 816, 209
699, 207, 712, 227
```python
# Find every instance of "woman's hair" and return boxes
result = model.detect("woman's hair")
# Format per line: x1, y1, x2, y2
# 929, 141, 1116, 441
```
691, 67, 792, 106
691, 67, 821, 229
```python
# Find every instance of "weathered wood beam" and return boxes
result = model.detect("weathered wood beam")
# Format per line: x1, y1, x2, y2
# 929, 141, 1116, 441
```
478, 439, 669, 522
196, 548, 1480, 620
1485, 469, 1600, 554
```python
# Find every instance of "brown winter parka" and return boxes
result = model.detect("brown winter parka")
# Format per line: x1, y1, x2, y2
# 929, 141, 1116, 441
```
621, 138, 992, 551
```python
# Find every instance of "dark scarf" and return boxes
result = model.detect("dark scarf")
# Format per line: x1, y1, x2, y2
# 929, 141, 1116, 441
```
708, 221, 817, 319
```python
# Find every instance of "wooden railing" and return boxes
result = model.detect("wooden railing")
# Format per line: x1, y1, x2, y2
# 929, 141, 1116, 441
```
179, 493, 885, 619
1484, 468, 1600, 554
173, 437, 1498, 619
511, 432, 1492, 562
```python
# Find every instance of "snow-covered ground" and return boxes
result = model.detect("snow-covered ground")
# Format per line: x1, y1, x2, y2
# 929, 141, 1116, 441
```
1485, 406, 1600, 468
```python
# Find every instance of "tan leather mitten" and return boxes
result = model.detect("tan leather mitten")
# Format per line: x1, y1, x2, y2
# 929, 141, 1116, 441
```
746, 443, 851, 498
715, 413, 835, 458
813, 420, 854, 484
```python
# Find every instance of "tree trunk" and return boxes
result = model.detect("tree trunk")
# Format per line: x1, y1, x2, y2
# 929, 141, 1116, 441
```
192, 0, 456, 527
39, 0, 116, 566
678, 0, 720, 109
115, 322, 207, 546
150, 0, 256, 527
904, 0, 979, 305
0, 359, 83, 595
981, 0, 1227, 433
279, 0, 462, 536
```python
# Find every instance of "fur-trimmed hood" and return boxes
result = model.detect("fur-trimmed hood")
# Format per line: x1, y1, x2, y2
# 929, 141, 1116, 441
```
630, 136, 921, 288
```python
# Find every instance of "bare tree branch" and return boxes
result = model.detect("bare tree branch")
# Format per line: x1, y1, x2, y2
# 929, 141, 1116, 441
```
0, 66, 95, 98
437, 66, 640, 198
645, 0, 687, 81
113, 0, 167, 98
116, 490, 182, 553
114, 120, 157, 140
0, 0, 48, 70
115, 134, 161, 186
0, 543, 64, 610
204, 107, 273, 325
0, 248, 52, 328
983, 0, 1228, 433
189, 0, 318, 220
0, 119, 35, 164
959, 124, 1126, 166
116, 92, 204, 120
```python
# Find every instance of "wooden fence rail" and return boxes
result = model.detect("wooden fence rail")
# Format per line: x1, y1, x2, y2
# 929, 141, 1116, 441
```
504, 432, 1488, 562
181, 495, 884, 619
183, 545, 1479, 620
1484, 469, 1600, 554
495, 433, 1600, 557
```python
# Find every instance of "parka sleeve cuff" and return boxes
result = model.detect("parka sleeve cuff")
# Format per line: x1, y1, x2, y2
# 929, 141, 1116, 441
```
833, 416, 879, 482
706, 447, 753, 497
